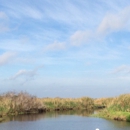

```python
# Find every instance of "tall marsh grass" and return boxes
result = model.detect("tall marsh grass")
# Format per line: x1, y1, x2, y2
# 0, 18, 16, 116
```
96, 94, 130, 122
0, 92, 94, 118
94, 97, 114, 108
40, 97, 94, 111
107, 94, 130, 112
2, 91, 130, 122
0, 92, 43, 116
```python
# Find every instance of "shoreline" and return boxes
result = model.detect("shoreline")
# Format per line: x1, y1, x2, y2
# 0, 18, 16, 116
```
0, 92, 130, 123
95, 109, 130, 122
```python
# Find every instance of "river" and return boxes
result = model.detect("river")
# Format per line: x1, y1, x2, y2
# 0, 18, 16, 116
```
0, 110, 130, 130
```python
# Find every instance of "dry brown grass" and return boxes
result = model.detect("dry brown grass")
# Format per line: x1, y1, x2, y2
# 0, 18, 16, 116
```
94, 97, 114, 108
40, 97, 94, 111
96, 94, 130, 122
0, 92, 43, 115
0, 92, 94, 117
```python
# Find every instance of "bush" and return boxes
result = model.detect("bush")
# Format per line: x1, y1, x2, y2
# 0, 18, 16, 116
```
0, 91, 44, 115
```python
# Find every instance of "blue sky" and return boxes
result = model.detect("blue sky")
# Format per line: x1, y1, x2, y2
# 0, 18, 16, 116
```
0, 0, 130, 98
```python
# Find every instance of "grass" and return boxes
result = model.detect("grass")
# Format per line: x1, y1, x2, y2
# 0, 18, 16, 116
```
40, 97, 94, 111
0, 92, 44, 116
94, 97, 114, 108
95, 94, 130, 122
0, 92, 94, 121
1, 92, 130, 122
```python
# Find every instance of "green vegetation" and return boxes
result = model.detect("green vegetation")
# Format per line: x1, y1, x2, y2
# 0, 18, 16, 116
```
0, 92, 130, 122
95, 94, 130, 122
94, 97, 114, 108
41, 97, 94, 111
0, 92, 94, 122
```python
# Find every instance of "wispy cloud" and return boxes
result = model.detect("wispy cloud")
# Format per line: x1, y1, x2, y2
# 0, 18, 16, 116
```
111, 65, 130, 74
0, 11, 9, 33
22, 6, 43, 20
0, 38, 36, 52
3, 0, 97, 28
44, 41, 66, 51
0, 52, 16, 66
68, 5, 130, 47
0, 11, 8, 19
97, 6, 130, 35
10, 70, 36, 80
1, 0, 130, 97
2, 1, 43, 20
10, 65, 43, 80
70, 30, 93, 46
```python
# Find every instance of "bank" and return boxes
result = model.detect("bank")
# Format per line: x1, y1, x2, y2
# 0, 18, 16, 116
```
94, 94, 130, 122
0, 92, 94, 122
0, 92, 130, 123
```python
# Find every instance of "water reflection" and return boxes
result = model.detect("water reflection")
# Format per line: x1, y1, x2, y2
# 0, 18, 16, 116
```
0, 110, 130, 130
106, 119, 130, 128
8, 110, 93, 122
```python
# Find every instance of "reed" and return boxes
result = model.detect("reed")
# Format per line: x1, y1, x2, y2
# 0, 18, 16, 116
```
94, 97, 114, 108
96, 94, 130, 122
0, 92, 43, 116
40, 97, 94, 111
0, 92, 94, 118
2, 91, 130, 122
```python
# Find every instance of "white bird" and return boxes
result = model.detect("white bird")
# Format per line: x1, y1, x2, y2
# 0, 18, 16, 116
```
96, 129, 99, 130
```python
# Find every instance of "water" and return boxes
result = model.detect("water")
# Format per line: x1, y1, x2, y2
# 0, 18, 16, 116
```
0, 111, 130, 130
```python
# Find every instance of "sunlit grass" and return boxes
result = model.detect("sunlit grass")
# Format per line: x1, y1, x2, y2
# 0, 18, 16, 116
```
0, 92, 43, 116
40, 97, 94, 111
1, 92, 130, 122
95, 94, 130, 122
0, 92, 94, 118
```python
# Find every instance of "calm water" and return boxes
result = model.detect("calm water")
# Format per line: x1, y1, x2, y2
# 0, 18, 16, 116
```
0, 110, 130, 130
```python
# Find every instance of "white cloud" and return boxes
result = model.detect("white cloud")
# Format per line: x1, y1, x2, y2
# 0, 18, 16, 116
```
24, 6, 43, 20
111, 65, 130, 74
3, 0, 43, 20
0, 52, 16, 66
10, 70, 36, 80
0, 23, 9, 33
0, 39, 36, 52
44, 41, 66, 51
0, 12, 8, 19
70, 30, 92, 46
0, 11, 9, 33
10, 65, 43, 80
97, 6, 130, 34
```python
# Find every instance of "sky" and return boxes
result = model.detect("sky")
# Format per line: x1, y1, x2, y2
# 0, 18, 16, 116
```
0, 0, 130, 98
